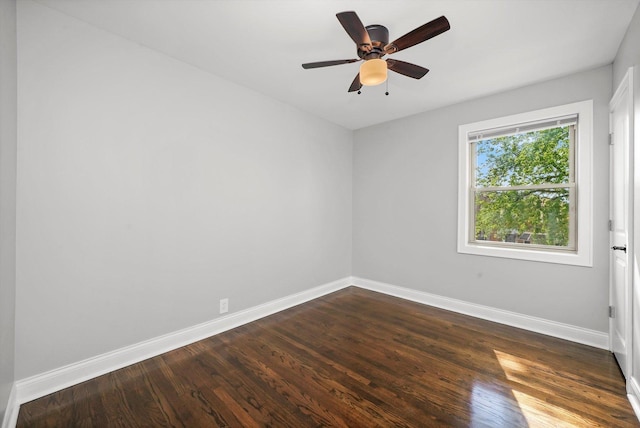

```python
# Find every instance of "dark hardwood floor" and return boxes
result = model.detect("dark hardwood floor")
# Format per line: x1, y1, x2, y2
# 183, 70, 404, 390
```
17, 287, 639, 427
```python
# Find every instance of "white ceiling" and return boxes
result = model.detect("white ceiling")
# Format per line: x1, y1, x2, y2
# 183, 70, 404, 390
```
34, 0, 639, 130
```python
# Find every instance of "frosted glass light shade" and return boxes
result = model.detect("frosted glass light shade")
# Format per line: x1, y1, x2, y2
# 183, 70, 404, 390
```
360, 59, 387, 86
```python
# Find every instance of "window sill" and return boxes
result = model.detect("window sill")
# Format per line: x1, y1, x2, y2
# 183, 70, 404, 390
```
458, 241, 592, 267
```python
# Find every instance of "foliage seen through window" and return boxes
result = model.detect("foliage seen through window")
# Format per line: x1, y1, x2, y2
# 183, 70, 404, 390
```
472, 125, 573, 248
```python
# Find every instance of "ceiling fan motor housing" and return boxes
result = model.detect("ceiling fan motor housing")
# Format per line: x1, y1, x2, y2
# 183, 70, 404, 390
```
359, 24, 389, 60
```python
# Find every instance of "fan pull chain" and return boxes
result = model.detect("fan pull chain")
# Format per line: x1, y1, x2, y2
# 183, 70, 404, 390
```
385, 77, 389, 96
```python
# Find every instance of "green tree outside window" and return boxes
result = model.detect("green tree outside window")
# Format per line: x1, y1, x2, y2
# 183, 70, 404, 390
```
473, 126, 573, 247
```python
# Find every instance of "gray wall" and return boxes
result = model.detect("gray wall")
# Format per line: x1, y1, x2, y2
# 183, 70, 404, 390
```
15, 0, 352, 379
11, 0, 636, 387
353, 65, 612, 332
613, 2, 640, 88
0, 0, 17, 420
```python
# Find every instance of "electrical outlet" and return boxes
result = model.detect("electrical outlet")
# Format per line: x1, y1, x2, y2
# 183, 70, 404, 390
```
219, 298, 229, 314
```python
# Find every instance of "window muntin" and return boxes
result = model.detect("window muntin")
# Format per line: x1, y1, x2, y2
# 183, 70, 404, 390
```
457, 101, 593, 266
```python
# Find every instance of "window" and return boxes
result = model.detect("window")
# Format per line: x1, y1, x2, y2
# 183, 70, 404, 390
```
457, 101, 593, 266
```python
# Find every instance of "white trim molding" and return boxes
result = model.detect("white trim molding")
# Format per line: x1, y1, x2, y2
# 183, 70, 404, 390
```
13, 277, 352, 408
628, 377, 640, 422
457, 100, 594, 267
1, 384, 18, 428
352, 276, 608, 349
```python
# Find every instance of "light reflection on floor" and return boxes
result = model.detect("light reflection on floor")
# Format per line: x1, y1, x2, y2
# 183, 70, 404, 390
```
491, 349, 601, 427
470, 381, 529, 427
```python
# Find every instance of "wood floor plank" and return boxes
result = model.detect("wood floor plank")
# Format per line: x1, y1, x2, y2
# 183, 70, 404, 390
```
17, 287, 640, 427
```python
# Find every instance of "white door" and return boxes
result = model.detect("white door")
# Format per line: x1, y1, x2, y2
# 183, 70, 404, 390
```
610, 71, 633, 379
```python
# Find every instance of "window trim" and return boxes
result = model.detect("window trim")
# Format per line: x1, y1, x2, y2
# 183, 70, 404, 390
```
457, 100, 593, 266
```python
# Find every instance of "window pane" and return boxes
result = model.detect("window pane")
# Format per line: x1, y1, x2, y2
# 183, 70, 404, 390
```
474, 188, 570, 247
475, 126, 571, 187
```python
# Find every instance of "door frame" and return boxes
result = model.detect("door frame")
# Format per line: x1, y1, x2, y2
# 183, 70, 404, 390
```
609, 67, 634, 379
628, 64, 640, 415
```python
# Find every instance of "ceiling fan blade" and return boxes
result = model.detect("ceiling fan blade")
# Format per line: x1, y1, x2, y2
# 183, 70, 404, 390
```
336, 11, 372, 50
348, 73, 362, 92
387, 59, 429, 79
302, 59, 360, 69
384, 16, 450, 54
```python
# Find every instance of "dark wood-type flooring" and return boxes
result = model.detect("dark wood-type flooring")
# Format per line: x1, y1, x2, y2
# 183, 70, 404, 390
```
17, 287, 640, 427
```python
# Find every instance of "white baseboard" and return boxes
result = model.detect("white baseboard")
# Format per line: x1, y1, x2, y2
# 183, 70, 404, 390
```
9, 275, 612, 427
1, 383, 18, 428
13, 277, 352, 408
352, 276, 609, 349
628, 378, 640, 422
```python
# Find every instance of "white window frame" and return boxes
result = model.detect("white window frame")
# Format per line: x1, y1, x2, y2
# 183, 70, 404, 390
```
457, 100, 593, 266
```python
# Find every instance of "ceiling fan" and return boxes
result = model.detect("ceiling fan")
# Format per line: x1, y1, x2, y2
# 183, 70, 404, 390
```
302, 11, 450, 93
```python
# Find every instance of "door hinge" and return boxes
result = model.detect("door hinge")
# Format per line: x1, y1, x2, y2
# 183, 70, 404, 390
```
609, 133, 614, 145
609, 305, 616, 318
609, 219, 613, 231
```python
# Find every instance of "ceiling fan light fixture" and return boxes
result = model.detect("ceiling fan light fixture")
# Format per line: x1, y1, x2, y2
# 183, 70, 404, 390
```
360, 58, 387, 86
